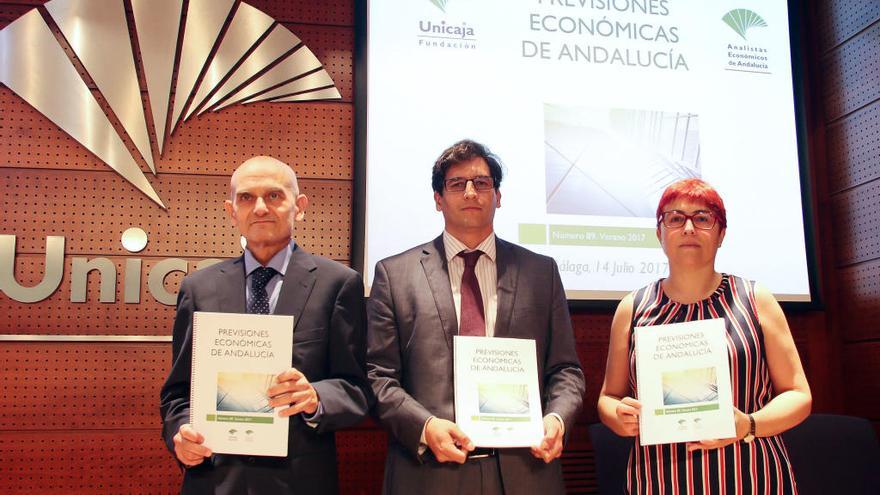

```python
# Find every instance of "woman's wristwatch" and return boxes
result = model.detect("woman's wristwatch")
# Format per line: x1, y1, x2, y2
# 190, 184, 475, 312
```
742, 414, 756, 443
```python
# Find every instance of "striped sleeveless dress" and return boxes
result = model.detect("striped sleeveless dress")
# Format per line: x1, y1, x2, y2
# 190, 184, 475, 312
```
626, 274, 798, 494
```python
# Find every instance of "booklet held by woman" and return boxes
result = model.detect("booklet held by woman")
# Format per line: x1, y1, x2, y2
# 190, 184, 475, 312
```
453, 336, 544, 447
634, 318, 736, 446
190, 311, 294, 456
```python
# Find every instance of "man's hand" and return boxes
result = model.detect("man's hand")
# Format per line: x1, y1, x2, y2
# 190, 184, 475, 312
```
173, 424, 212, 467
424, 417, 474, 464
268, 368, 320, 417
530, 415, 564, 463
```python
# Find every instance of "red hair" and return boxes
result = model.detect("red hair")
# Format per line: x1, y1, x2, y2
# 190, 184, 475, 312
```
656, 178, 727, 228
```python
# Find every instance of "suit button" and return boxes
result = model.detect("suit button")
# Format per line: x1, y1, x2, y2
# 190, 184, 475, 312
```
247, 457, 255, 464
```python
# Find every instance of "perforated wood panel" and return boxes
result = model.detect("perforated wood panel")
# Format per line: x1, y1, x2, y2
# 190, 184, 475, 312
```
837, 260, 880, 343
1, 88, 354, 179
820, 20, 880, 121
254, 0, 352, 27
1, 0, 369, 493
562, 424, 599, 494
1, 168, 351, 260
0, 4, 34, 29
825, 99, 880, 193
830, 178, 880, 266
1, 254, 181, 334
0, 1, 846, 494
571, 312, 613, 425
0, 343, 167, 428
289, 23, 355, 102
816, 0, 880, 54
335, 428, 387, 494
842, 342, 880, 420
0, 431, 182, 495
815, 0, 880, 427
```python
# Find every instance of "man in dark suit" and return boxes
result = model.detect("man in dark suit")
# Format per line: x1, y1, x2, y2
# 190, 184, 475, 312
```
160, 156, 370, 494
367, 140, 585, 495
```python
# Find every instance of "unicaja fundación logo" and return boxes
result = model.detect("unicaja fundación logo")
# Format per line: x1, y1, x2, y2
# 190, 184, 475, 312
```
0, 0, 341, 209
722, 9, 768, 40
430, 0, 449, 13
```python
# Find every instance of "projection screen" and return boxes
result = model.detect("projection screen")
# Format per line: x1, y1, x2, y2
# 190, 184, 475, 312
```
357, 0, 815, 302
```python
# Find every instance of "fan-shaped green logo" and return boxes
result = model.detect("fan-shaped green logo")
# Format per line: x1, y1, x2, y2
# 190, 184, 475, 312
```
430, 0, 449, 12
722, 9, 768, 40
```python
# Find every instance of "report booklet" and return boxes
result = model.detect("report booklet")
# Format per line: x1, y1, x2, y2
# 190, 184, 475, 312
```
453, 336, 544, 448
634, 318, 736, 446
190, 311, 294, 456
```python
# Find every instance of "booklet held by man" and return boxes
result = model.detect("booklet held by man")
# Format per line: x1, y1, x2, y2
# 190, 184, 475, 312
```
634, 318, 736, 446
190, 311, 294, 456
453, 336, 544, 448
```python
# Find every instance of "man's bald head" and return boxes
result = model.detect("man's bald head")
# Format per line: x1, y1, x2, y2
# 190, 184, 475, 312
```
224, 155, 309, 264
229, 156, 300, 200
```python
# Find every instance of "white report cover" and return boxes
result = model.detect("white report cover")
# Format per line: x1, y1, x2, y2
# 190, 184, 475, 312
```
191, 311, 294, 456
454, 336, 544, 448
634, 318, 735, 446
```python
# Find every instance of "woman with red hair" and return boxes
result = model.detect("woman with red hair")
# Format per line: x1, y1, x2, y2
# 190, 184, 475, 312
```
597, 178, 811, 494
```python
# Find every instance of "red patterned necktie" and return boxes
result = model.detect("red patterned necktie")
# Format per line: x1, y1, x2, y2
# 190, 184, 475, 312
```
458, 250, 486, 337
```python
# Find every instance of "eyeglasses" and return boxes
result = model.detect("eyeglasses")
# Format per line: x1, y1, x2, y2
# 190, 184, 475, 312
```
444, 176, 495, 192
658, 210, 717, 230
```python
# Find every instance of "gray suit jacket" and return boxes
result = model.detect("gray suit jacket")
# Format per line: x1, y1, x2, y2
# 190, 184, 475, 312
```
367, 236, 585, 495
160, 244, 370, 495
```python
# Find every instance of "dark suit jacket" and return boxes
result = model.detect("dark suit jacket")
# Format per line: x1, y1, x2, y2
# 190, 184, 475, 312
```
367, 236, 585, 495
160, 244, 370, 495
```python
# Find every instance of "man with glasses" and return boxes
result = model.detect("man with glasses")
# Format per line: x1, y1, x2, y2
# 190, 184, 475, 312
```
367, 140, 585, 495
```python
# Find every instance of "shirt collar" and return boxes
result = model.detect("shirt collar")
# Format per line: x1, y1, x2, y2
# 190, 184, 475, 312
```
442, 231, 496, 263
244, 239, 295, 277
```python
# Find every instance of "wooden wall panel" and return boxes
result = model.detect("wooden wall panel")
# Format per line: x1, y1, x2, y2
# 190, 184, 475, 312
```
0, 0, 859, 494
842, 343, 880, 421
820, 20, 880, 121
1, 168, 352, 260
825, 99, 880, 193
1, 255, 179, 335
816, 0, 880, 54
829, 179, 880, 266
336, 429, 386, 495
0, 343, 167, 428
289, 23, 355, 102
146, 102, 354, 180
836, 260, 880, 343
0, 431, 181, 495
255, 0, 352, 26
811, 0, 880, 439
0, 1, 369, 493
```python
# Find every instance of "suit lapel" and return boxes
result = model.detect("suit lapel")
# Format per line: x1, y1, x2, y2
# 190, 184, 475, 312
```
494, 237, 517, 338
218, 257, 247, 313
421, 236, 457, 351
274, 244, 317, 331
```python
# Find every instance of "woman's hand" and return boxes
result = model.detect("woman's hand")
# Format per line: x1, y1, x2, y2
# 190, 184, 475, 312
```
685, 407, 749, 451
615, 396, 642, 437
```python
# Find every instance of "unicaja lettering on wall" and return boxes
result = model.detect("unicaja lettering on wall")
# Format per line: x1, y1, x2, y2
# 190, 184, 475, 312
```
0, 231, 220, 306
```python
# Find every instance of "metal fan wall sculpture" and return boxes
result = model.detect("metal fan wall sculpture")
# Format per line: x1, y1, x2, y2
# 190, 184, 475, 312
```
0, 0, 341, 209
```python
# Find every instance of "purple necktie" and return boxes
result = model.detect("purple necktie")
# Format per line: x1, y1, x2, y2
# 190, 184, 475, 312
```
458, 250, 486, 337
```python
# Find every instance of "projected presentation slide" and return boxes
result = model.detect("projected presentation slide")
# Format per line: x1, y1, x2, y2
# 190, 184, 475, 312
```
363, 0, 811, 301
